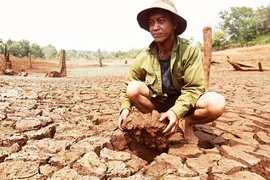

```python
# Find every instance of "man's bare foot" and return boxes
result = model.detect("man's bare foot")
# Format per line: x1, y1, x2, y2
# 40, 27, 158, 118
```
179, 119, 199, 144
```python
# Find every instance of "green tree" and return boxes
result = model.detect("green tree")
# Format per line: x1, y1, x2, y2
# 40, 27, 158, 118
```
218, 7, 257, 44
212, 30, 228, 50
66, 49, 77, 60
30, 43, 44, 59
5, 39, 14, 47
256, 5, 270, 34
8, 42, 22, 57
3, 39, 13, 54
5, 39, 30, 57
18, 39, 30, 57
42, 44, 57, 60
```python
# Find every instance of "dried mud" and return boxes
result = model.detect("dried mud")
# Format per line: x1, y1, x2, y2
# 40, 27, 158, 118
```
0, 44, 270, 179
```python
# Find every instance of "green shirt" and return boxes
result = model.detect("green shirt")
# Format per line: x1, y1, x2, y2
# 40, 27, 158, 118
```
120, 37, 205, 118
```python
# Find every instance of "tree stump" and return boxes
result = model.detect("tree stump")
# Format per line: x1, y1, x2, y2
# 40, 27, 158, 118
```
98, 48, 103, 67
45, 49, 67, 77
59, 49, 67, 77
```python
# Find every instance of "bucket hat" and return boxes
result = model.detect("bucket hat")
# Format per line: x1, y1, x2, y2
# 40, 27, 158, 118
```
137, 0, 187, 35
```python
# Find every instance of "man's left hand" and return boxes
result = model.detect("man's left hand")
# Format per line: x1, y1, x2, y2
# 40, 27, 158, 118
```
159, 110, 179, 136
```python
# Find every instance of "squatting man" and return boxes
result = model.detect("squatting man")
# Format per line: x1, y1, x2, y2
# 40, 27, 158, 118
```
118, 0, 226, 143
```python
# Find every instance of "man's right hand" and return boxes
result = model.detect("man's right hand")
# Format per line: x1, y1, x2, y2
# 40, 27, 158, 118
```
118, 108, 130, 131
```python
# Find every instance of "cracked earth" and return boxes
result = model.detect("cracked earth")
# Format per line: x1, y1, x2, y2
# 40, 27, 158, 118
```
0, 44, 270, 179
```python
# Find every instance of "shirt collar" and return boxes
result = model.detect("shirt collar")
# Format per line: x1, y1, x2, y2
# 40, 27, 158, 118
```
147, 36, 180, 55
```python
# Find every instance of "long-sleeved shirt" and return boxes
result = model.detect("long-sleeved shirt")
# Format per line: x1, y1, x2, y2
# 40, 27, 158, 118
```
120, 37, 205, 119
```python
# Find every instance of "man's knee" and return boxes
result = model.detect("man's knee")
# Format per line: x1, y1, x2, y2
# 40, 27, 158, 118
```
200, 92, 226, 118
126, 81, 144, 98
208, 92, 226, 117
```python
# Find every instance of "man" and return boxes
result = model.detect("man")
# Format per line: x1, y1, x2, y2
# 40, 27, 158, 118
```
118, 0, 226, 143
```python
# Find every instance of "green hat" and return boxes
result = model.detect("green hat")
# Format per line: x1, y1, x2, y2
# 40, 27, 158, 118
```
137, 0, 187, 35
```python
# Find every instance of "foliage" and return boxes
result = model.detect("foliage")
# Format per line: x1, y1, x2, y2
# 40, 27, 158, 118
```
212, 30, 229, 51
249, 34, 270, 45
42, 44, 57, 60
7, 41, 22, 57
218, 7, 257, 43
30, 43, 44, 59
214, 4, 270, 50
3, 39, 30, 57
256, 5, 270, 34
0, 37, 143, 60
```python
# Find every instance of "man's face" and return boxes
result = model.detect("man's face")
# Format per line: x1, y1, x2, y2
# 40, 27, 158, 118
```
148, 9, 176, 43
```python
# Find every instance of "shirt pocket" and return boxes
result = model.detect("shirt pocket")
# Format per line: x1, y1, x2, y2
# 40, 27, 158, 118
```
145, 73, 156, 86
145, 73, 158, 97
171, 70, 185, 89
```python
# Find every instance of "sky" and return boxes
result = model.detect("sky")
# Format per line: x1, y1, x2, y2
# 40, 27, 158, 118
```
0, 0, 269, 52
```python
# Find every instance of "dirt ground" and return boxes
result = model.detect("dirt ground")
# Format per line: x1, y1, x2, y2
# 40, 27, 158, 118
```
0, 44, 270, 179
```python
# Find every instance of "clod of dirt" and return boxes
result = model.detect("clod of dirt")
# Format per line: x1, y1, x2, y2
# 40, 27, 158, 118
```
121, 110, 169, 152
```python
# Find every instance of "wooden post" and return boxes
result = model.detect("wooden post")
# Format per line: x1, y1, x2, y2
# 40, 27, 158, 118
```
59, 49, 67, 77
98, 48, 103, 67
28, 53, 32, 69
258, 61, 263, 71
203, 27, 212, 90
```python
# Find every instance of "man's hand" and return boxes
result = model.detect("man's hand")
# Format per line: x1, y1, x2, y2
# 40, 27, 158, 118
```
159, 110, 179, 136
118, 108, 130, 131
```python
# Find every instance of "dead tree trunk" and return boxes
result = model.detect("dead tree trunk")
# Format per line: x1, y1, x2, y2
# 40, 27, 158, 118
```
59, 49, 67, 77
28, 53, 32, 69
46, 50, 67, 78
98, 48, 103, 67
227, 56, 270, 71
4, 47, 12, 70
203, 27, 212, 90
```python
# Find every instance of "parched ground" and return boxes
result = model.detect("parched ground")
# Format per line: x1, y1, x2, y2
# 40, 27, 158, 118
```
0, 44, 270, 179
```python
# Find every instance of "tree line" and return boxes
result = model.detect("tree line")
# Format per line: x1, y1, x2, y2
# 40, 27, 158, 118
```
212, 4, 270, 50
0, 4, 269, 60
0, 39, 142, 61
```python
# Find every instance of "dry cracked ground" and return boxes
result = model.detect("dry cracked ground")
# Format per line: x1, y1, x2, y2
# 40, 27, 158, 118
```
0, 44, 270, 179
